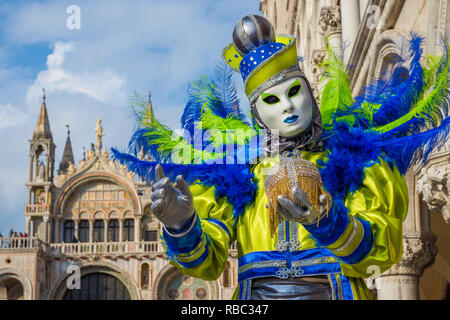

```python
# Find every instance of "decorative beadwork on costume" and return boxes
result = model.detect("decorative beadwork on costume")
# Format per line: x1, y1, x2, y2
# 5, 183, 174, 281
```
264, 155, 323, 237
275, 266, 305, 279
275, 221, 301, 251
239, 42, 286, 81
289, 222, 301, 251
238, 255, 338, 275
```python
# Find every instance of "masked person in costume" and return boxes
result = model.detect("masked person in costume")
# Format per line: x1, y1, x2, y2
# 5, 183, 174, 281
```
112, 15, 450, 300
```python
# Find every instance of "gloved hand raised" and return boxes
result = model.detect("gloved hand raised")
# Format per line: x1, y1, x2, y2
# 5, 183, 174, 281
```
277, 187, 331, 225
150, 164, 195, 233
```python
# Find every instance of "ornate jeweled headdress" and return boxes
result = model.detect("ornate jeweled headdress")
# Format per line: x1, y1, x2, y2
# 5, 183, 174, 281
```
222, 14, 306, 104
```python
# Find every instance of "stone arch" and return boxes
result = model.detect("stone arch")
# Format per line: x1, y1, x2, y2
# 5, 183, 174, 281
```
78, 211, 90, 220
123, 210, 134, 219
366, 30, 410, 88
108, 209, 120, 219
50, 262, 141, 300
93, 211, 105, 220
54, 173, 141, 218
153, 265, 221, 300
0, 268, 33, 300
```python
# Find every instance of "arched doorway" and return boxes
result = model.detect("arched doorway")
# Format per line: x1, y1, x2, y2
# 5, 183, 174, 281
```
63, 272, 131, 300
155, 267, 219, 300
0, 277, 24, 300
0, 269, 32, 300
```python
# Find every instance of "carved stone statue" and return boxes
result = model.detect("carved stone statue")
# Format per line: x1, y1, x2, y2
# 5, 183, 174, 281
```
95, 118, 104, 150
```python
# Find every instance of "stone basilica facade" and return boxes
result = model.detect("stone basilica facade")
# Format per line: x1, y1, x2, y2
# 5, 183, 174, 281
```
0, 93, 238, 300
1, 0, 449, 301
259, 0, 450, 299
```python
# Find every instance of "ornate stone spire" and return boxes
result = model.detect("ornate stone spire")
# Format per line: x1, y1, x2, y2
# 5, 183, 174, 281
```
58, 124, 75, 174
147, 89, 154, 119
33, 88, 53, 140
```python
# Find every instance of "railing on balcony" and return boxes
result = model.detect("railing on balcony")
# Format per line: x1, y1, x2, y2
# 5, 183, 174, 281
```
49, 241, 162, 257
0, 237, 46, 251
25, 203, 51, 214
1, 236, 238, 258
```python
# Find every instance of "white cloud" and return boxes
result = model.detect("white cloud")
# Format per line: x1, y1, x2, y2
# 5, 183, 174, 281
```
26, 41, 125, 104
0, 0, 261, 234
0, 103, 29, 128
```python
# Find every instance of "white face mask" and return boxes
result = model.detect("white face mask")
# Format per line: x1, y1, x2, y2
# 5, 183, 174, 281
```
254, 77, 313, 138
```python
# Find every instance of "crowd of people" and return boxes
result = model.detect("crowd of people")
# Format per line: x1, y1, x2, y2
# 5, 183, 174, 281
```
0, 226, 30, 248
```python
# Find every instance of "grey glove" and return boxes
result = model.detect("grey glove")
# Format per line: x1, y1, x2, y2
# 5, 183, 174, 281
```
277, 187, 331, 225
150, 164, 195, 232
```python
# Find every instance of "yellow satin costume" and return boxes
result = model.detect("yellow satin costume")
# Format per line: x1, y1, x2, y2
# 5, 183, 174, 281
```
161, 150, 408, 300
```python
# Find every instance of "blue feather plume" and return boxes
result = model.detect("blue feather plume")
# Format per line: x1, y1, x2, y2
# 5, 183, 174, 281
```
345, 33, 426, 129
210, 62, 248, 122
111, 147, 258, 219
376, 116, 450, 174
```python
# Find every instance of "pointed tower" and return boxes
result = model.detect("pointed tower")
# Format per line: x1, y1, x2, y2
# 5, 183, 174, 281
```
25, 89, 56, 241
58, 125, 75, 174
147, 89, 154, 119
139, 90, 154, 161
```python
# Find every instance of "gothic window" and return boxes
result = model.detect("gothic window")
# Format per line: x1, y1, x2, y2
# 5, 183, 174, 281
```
93, 220, 104, 242
79, 220, 89, 243
223, 261, 231, 287
64, 220, 75, 243
108, 219, 119, 242
123, 219, 134, 241
141, 263, 150, 289
144, 230, 158, 242
63, 273, 131, 300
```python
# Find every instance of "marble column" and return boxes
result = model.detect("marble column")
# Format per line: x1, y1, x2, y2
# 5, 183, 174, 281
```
318, 6, 342, 54
43, 216, 49, 243
74, 220, 79, 241
377, 234, 437, 300
340, 0, 360, 63
135, 217, 141, 242
104, 219, 108, 242
30, 220, 34, 237
119, 219, 124, 242
55, 219, 60, 243
27, 186, 32, 204
89, 220, 94, 243
316, 6, 342, 103
25, 218, 31, 236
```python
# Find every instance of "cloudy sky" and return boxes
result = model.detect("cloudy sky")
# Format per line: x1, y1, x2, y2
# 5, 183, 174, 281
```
0, 0, 260, 235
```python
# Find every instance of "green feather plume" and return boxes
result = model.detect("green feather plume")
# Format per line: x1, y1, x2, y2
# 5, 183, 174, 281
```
131, 92, 223, 164
319, 41, 354, 129
198, 108, 257, 147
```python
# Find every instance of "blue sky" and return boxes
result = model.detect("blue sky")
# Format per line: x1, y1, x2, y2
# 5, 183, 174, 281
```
0, 0, 261, 235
